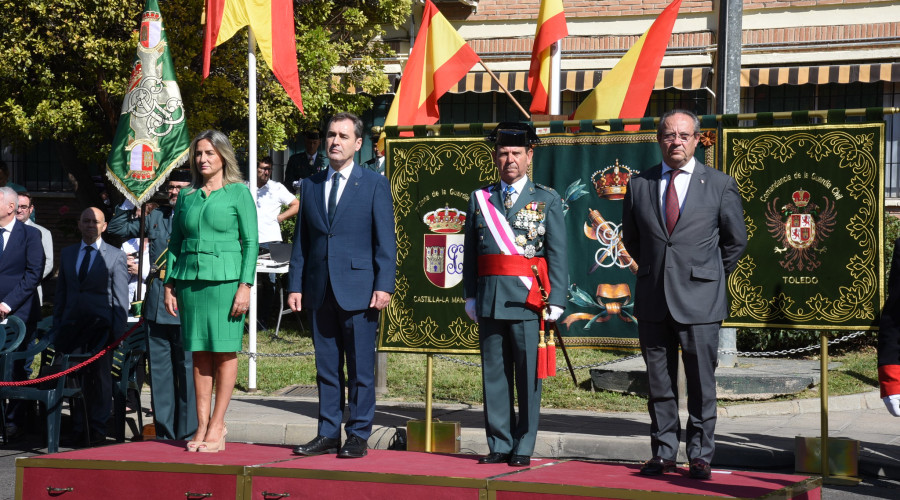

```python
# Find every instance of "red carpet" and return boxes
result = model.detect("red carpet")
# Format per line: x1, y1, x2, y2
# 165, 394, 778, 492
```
16, 442, 821, 500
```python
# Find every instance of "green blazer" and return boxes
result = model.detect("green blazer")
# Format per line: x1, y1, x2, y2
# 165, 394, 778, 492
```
166, 183, 258, 284
463, 179, 568, 320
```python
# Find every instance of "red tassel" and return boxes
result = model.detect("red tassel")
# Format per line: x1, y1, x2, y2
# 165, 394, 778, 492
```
537, 318, 547, 379
546, 330, 556, 377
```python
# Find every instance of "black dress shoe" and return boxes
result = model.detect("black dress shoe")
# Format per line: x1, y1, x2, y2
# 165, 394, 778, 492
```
508, 455, 531, 467
337, 434, 368, 458
689, 458, 712, 479
639, 456, 677, 476
478, 452, 510, 464
293, 435, 340, 456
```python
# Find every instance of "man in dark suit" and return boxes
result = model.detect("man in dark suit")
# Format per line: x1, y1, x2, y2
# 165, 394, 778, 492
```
462, 123, 567, 467
287, 112, 396, 458
108, 170, 197, 441
0, 186, 44, 333
621, 109, 747, 479
0, 186, 45, 436
285, 130, 327, 192
54, 207, 130, 445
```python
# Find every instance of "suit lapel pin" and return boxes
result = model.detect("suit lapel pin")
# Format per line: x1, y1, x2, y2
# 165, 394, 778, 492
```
701, 179, 705, 184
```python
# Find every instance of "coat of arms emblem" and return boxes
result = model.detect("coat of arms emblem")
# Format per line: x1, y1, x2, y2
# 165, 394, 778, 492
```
766, 188, 836, 271
422, 205, 466, 288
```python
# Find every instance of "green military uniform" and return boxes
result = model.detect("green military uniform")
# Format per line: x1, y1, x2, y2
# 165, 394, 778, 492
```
463, 178, 568, 457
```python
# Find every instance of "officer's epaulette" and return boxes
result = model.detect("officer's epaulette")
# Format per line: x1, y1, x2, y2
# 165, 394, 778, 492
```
479, 182, 501, 191
534, 182, 559, 194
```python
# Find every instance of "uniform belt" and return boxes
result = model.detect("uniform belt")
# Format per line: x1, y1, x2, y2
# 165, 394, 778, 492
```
477, 254, 549, 312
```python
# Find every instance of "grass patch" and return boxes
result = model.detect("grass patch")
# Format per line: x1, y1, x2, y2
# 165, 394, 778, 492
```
237, 327, 878, 412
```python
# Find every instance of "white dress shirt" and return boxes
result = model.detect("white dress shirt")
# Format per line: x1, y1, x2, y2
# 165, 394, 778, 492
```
250, 179, 296, 243
659, 157, 696, 212
324, 164, 354, 213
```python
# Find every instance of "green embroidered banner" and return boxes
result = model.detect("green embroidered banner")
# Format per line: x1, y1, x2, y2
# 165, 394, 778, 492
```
722, 123, 885, 330
531, 131, 716, 348
379, 137, 496, 353
378, 130, 714, 353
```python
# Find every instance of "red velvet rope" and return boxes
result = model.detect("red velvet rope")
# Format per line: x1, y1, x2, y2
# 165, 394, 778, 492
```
0, 320, 144, 387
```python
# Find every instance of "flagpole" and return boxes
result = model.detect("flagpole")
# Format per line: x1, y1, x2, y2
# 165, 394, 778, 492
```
479, 62, 531, 120
248, 27, 259, 392
549, 42, 561, 115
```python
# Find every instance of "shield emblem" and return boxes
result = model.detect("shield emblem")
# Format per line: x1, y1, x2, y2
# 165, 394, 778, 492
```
423, 234, 465, 288
786, 213, 815, 249
127, 141, 157, 180
140, 19, 161, 49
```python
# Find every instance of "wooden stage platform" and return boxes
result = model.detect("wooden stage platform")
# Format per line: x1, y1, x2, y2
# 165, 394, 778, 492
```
16, 441, 821, 499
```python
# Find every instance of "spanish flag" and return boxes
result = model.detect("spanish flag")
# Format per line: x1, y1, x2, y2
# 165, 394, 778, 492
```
381, 0, 480, 147
528, 0, 568, 115
202, 0, 304, 113
572, 0, 682, 124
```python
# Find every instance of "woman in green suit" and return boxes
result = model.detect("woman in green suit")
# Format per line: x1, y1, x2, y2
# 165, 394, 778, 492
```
164, 130, 258, 452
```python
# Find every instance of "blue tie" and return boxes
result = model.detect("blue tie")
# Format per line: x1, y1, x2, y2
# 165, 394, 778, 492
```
328, 172, 341, 224
78, 246, 93, 282
0, 228, 5, 261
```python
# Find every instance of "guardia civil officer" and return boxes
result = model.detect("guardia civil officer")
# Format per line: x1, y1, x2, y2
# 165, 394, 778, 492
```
462, 122, 567, 467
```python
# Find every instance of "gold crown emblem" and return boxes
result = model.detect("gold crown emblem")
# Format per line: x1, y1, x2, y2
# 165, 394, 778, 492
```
792, 188, 810, 208
590, 159, 633, 200
422, 205, 466, 233
142, 11, 161, 22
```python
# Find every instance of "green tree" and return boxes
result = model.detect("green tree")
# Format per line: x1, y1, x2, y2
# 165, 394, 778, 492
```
0, 0, 410, 203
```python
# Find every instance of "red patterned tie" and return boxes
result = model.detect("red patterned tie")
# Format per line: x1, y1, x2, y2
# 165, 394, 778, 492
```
665, 169, 682, 235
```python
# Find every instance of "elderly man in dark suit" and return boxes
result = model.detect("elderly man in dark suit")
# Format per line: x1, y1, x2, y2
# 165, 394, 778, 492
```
0, 186, 45, 438
462, 123, 567, 467
108, 170, 197, 441
0, 186, 44, 340
622, 109, 747, 479
54, 207, 130, 445
287, 112, 396, 459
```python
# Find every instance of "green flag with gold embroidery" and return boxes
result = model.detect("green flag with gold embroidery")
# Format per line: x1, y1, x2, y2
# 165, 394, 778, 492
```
106, 0, 190, 205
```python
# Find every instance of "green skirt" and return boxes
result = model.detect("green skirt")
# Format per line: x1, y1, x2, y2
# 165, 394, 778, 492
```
176, 279, 244, 352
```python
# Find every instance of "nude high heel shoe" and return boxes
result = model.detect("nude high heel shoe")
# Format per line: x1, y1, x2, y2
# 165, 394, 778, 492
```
198, 427, 227, 453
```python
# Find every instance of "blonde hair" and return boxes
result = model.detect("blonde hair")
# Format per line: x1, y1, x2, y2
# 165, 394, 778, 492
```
188, 130, 244, 191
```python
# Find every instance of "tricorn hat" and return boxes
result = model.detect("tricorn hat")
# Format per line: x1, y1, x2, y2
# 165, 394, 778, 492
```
487, 122, 540, 147
168, 168, 192, 183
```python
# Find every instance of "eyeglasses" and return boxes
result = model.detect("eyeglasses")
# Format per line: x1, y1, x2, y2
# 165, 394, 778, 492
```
661, 133, 697, 144
17, 204, 31, 211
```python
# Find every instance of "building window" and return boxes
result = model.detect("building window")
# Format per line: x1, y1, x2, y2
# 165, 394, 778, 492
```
1, 139, 73, 192
742, 81, 898, 199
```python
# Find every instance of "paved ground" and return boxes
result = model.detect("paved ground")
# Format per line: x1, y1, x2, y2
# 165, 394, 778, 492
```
222, 389, 899, 479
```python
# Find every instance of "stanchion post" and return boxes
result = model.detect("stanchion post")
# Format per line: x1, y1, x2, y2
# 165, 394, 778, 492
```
820, 333, 829, 481
425, 354, 434, 452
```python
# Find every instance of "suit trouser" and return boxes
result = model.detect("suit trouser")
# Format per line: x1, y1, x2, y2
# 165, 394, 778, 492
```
310, 284, 378, 441
72, 351, 113, 436
639, 316, 719, 463
146, 321, 197, 440
478, 316, 542, 456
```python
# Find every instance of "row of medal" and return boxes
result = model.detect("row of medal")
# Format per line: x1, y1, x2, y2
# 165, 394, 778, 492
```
513, 202, 546, 258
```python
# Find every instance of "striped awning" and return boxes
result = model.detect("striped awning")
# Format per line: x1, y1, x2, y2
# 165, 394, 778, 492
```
741, 63, 900, 87
447, 67, 710, 93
